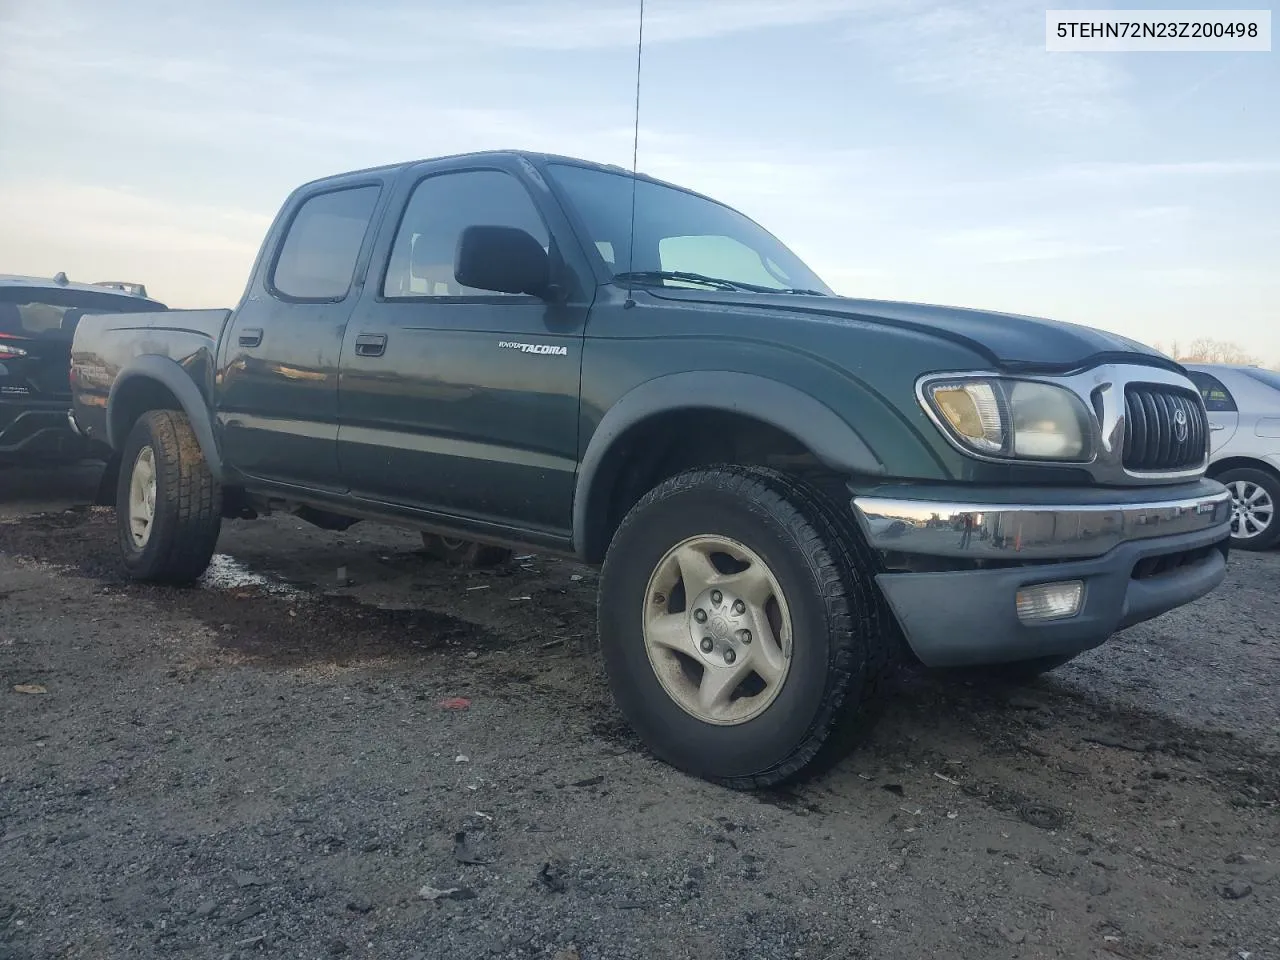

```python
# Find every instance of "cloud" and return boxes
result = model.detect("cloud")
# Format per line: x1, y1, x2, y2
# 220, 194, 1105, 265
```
929, 225, 1123, 263
849, 1, 1129, 126
0, 180, 270, 307
369, 0, 893, 51
1046, 159, 1280, 184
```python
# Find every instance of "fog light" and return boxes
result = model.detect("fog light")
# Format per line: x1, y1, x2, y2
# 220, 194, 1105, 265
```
1015, 580, 1084, 622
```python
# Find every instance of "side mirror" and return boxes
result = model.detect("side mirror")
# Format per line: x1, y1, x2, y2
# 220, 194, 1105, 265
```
455, 225, 551, 298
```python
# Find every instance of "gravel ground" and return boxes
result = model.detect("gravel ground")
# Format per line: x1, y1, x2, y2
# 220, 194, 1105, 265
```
1, 463, 1277, 960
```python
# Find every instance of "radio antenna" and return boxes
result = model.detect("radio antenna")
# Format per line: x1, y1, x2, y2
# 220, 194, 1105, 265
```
623, 0, 645, 308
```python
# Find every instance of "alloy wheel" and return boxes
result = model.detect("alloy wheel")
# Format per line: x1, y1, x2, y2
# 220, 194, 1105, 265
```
1229, 479, 1274, 540
127, 445, 158, 548
641, 534, 792, 725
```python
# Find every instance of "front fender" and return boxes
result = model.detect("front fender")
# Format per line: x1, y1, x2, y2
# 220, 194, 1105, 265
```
572, 371, 885, 557
106, 355, 223, 480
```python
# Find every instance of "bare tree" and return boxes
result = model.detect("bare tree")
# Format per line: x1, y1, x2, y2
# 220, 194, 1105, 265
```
1179, 338, 1262, 366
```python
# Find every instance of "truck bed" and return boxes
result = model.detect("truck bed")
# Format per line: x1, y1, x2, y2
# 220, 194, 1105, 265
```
70, 308, 232, 447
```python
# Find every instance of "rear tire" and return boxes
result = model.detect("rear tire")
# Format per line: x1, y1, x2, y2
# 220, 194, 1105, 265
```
597, 465, 896, 790
420, 532, 512, 568
116, 410, 221, 584
1218, 466, 1280, 551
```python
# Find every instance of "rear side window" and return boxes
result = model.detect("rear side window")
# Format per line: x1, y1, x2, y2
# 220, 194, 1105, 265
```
383, 170, 549, 298
272, 185, 380, 301
1186, 371, 1238, 412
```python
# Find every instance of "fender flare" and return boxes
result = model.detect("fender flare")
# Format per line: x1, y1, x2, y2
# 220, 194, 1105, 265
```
106, 355, 224, 481
572, 371, 885, 558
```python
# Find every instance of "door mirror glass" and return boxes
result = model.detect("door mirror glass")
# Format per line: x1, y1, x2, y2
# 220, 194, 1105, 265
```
455, 225, 551, 298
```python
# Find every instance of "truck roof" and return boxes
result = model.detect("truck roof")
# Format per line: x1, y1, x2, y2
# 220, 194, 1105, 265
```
295, 149, 702, 197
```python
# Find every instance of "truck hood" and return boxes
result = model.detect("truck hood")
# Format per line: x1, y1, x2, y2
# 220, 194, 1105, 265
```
652, 289, 1174, 373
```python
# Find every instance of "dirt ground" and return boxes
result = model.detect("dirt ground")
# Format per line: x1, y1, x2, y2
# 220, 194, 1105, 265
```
1, 462, 1277, 960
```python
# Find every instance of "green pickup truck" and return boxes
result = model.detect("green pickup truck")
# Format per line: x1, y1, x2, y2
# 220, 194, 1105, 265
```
69, 150, 1232, 789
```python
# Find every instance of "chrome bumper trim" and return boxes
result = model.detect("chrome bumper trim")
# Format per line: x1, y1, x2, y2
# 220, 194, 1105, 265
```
853, 488, 1231, 560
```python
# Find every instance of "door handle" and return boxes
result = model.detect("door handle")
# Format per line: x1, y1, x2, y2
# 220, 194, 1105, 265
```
1210, 424, 1225, 432
354, 333, 387, 357
238, 327, 263, 347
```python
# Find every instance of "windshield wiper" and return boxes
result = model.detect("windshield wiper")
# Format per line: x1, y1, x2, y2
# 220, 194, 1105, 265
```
613, 270, 828, 296
612, 270, 743, 291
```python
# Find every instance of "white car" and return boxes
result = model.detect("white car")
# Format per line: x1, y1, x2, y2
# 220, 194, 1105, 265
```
1184, 363, 1280, 550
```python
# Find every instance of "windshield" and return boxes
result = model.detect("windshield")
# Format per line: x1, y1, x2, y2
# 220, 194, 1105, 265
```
547, 163, 832, 294
0, 288, 164, 341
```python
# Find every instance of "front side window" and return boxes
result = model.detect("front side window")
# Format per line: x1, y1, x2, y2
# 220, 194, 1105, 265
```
384, 170, 549, 298
546, 162, 831, 294
1186, 371, 1238, 412
271, 185, 380, 301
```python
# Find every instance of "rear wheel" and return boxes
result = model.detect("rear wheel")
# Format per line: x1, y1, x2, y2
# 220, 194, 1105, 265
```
1218, 466, 1280, 551
597, 465, 895, 790
116, 410, 221, 583
420, 532, 512, 568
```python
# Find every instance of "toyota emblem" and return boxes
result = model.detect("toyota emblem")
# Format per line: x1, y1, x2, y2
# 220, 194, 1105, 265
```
1173, 407, 1189, 443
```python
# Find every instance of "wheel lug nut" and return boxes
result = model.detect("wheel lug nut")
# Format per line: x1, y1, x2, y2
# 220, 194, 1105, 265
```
700, 637, 714, 653
693, 609, 708, 623
737, 629, 752, 644
711, 590, 723, 605
723, 648, 737, 665
732, 599, 745, 615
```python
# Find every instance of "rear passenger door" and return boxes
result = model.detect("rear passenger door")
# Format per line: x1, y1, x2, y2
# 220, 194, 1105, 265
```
218, 181, 384, 491
336, 159, 592, 540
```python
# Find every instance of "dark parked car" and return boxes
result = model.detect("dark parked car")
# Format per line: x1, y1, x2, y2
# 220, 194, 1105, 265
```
1, 273, 165, 465
68, 151, 1232, 789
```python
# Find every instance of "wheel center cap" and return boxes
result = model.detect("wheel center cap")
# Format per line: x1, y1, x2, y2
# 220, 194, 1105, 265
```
689, 588, 751, 661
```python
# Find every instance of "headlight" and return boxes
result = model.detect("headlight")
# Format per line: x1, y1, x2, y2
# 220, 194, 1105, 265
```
921, 376, 1094, 462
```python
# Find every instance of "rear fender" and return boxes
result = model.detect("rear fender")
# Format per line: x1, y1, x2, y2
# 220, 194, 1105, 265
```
106, 355, 223, 481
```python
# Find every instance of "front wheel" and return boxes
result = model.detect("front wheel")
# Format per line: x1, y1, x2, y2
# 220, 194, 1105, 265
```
116, 410, 222, 583
1219, 467, 1280, 551
597, 465, 895, 790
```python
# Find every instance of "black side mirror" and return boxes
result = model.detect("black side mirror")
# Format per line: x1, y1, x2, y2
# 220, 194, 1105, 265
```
455, 225, 551, 298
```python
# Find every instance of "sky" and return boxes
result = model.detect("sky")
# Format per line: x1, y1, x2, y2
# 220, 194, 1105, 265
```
1, 0, 1277, 361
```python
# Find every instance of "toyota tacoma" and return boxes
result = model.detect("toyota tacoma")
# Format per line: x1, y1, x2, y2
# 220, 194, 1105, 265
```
68, 150, 1232, 789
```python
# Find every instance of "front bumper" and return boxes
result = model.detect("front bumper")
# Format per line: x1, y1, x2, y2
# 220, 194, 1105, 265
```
850, 480, 1232, 668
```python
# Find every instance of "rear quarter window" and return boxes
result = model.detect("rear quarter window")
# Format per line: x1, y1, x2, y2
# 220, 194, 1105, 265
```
1186, 371, 1238, 412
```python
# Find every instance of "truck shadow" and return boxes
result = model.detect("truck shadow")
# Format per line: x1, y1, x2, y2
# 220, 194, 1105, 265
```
2, 496, 1275, 806
0, 459, 105, 515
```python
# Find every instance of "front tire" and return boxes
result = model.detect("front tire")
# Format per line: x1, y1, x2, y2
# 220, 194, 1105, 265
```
116, 410, 222, 583
1219, 466, 1280, 551
597, 465, 895, 790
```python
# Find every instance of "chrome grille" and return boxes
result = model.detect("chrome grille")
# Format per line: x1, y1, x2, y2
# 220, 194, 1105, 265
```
1122, 384, 1207, 473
